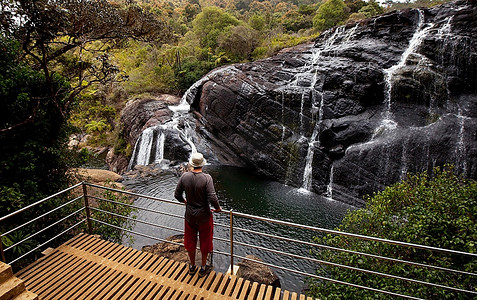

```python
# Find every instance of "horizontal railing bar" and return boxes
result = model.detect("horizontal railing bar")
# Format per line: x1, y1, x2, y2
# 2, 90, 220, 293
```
234, 254, 423, 300
1, 195, 84, 238
84, 182, 181, 206
0, 182, 83, 223
8, 219, 86, 265
5, 207, 85, 252
235, 225, 477, 277
89, 195, 184, 220
90, 218, 183, 247
89, 207, 183, 235
234, 240, 476, 295
91, 218, 228, 259
230, 211, 477, 258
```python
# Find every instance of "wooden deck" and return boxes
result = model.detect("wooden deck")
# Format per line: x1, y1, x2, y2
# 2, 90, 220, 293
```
15, 234, 313, 300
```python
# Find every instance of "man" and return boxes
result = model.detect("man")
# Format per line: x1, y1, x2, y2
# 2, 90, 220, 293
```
174, 152, 222, 277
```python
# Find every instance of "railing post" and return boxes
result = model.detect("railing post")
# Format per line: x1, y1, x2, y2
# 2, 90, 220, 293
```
0, 235, 5, 262
230, 209, 234, 275
82, 182, 93, 234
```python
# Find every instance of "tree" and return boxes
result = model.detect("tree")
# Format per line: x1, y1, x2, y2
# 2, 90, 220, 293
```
0, 0, 173, 132
218, 25, 259, 60
313, 0, 349, 32
307, 166, 477, 299
192, 6, 241, 50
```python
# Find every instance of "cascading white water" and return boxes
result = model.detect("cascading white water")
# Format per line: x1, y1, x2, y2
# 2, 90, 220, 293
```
381, 10, 433, 125
326, 164, 334, 199
281, 91, 286, 141
455, 109, 469, 175
128, 126, 155, 169
298, 25, 357, 193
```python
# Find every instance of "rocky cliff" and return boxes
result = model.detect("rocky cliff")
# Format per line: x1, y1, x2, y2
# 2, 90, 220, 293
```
180, 0, 476, 205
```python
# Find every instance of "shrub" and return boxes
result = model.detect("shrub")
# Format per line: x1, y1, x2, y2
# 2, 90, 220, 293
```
308, 165, 477, 299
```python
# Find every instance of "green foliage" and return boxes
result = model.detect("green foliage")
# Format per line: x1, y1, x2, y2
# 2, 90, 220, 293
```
90, 183, 136, 245
313, 0, 349, 32
0, 36, 73, 208
308, 165, 477, 299
192, 6, 242, 50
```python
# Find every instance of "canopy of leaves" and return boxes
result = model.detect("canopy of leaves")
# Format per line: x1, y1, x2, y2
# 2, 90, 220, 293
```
308, 166, 476, 299
313, 0, 349, 32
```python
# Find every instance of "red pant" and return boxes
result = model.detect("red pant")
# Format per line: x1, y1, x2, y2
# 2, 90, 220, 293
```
184, 215, 214, 255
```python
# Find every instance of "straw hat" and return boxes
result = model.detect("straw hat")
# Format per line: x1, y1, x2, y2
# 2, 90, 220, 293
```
189, 152, 206, 168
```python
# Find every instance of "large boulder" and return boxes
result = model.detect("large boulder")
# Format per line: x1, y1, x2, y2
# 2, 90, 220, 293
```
181, 0, 477, 205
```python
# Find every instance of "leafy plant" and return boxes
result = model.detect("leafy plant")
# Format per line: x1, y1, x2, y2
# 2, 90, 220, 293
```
90, 182, 137, 246
308, 165, 477, 299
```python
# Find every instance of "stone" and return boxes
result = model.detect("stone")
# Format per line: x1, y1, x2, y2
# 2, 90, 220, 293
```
175, 0, 477, 205
236, 255, 281, 288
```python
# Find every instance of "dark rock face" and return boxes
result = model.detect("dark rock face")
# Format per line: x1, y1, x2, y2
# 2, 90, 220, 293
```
182, 0, 477, 206
120, 95, 180, 147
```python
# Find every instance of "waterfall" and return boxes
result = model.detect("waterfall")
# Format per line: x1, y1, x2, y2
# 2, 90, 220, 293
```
455, 109, 469, 176
281, 91, 286, 141
381, 10, 433, 124
326, 163, 334, 199
128, 126, 158, 169
298, 25, 358, 192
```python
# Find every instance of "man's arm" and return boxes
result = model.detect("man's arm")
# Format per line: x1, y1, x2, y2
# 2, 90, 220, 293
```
174, 177, 186, 203
206, 175, 221, 212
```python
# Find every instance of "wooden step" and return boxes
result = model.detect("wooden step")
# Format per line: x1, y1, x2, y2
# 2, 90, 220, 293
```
0, 263, 13, 285
13, 290, 38, 300
0, 277, 24, 300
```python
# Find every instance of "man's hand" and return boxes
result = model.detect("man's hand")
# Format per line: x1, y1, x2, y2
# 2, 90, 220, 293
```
212, 206, 222, 213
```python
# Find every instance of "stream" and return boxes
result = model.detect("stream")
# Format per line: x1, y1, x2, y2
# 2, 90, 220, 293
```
122, 165, 354, 293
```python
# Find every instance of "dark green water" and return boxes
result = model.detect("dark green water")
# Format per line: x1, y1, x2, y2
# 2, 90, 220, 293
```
123, 166, 354, 292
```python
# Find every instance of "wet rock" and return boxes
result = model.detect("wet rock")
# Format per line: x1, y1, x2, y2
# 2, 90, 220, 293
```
142, 235, 189, 264
236, 255, 281, 288
179, 0, 477, 204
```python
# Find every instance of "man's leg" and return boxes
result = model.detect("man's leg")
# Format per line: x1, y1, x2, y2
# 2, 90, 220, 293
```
197, 215, 214, 277
184, 220, 199, 275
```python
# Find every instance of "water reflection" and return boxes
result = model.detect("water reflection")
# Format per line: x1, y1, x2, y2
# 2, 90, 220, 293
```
123, 165, 354, 292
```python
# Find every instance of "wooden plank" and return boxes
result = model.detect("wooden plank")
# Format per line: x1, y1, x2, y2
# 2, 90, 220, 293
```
264, 285, 274, 300
156, 259, 175, 277
63, 233, 89, 248
231, 277, 244, 299
110, 275, 141, 299
59, 264, 114, 299
77, 235, 103, 253
76, 269, 122, 299
45, 260, 101, 299
299, 294, 306, 300
290, 292, 298, 300
121, 278, 148, 299
25, 255, 83, 293
92, 273, 133, 300
237, 280, 251, 300
223, 275, 237, 297
283, 290, 290, 300
162, 286, 178, 299
208, 272, 223, 293
247, 282, 260, 300
217, 274, 230, 295
142, 255, 163, 272
43, 260, 98, 299
257, 284, 267, 300
147, 283, 165, 300
135, 281, 158, 299
273, 287, 282, 300
200, 270, 217, 290
17, 234, 303, 300
16, 251, 67, 282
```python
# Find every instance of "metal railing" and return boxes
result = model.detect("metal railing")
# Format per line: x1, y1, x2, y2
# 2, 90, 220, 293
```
1, 182, 476, 299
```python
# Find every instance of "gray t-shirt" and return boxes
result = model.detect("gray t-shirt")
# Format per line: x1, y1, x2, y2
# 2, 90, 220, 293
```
174, 171, 220, 225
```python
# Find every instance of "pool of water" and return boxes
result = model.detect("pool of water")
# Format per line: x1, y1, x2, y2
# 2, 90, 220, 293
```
122, 165, 354, 292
